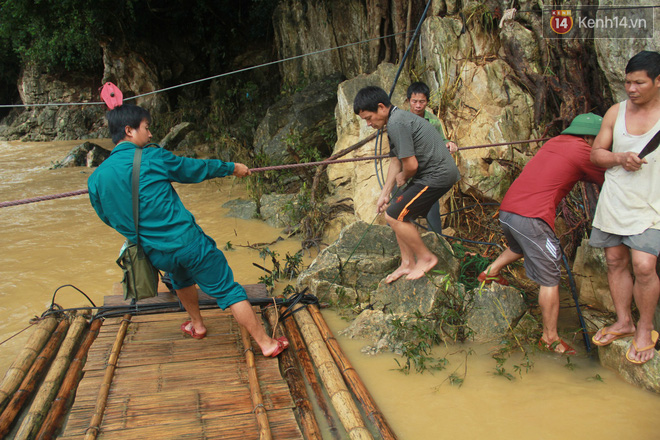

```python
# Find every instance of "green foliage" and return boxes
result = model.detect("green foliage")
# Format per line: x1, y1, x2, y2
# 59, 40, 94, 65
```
254, 247, 304, 293
587, 374, 604, 383
452, 243, 491, 291
564, 357, 577, 371
0, 0, 279, 74
391, 314, 448, 375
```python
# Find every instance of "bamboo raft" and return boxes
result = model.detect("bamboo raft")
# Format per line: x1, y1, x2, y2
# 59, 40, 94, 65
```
0, 283, 397, 439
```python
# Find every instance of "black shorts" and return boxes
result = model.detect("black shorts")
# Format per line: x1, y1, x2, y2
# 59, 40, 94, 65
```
386, 183, 451, 222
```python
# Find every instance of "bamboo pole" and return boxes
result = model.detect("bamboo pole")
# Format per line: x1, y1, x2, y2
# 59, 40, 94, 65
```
263, 307, 324, 440
14, 314, 88, 440
0, 319, 68, 439
291, 304, 373, 440
308, 305, 398, 440
36, 318, 103, 440
239, 325, 272, 440
0, 316, 58, 414
280, 310, 342, 440
84, 313, 132, 440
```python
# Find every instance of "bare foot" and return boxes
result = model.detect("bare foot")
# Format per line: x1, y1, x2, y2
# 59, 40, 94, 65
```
592, 323, 636, 346
405, 255, 438, 280
385, 265, 413, 283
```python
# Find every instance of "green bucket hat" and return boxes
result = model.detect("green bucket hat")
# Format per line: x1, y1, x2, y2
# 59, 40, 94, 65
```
561, 113, 603, 136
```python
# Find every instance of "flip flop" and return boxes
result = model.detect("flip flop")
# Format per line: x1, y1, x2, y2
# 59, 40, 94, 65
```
625, 330, 659, 365
265, 336, 289, 357
180, 321, 206, 339
591, 328, 635, 346
538, 338, 577, 355
477, 271, 509, 286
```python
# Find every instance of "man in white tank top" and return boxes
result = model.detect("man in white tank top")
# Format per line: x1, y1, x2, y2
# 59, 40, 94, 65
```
590, 51, 660, 365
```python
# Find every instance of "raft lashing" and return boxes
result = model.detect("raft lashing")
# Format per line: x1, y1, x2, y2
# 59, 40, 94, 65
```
0, 283, 397, 439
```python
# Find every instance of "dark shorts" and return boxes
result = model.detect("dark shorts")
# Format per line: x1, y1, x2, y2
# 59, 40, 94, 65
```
499, 211, 562, 287
589, 227, 660, 257
147, 233, 247, 309
387, 183, 452, 222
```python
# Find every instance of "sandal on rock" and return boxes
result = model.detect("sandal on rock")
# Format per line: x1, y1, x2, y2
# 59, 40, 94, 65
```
591, 328, 635, 347
477, 271, 509, 286
625, 330, 659, 365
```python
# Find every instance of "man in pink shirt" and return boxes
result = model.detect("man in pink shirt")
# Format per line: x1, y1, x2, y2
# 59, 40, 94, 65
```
479, 113, 605, 355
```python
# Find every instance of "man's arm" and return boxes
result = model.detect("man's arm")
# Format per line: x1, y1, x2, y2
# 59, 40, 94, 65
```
398, 156, 418, 186
377, 158, 402, 213
591, 104, 646, 171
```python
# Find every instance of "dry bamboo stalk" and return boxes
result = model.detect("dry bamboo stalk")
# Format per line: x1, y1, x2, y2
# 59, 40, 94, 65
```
282, 310, 342, 438
308, 305, 398, 440
36, 318, 103, 440
84, 313, 132, 440
14, 314, 88, 440
0, 316, 58, 414
291, 304, 373, 440
0, 319, 68, 438
263, 307, 324, 440
239, 324, 272, 440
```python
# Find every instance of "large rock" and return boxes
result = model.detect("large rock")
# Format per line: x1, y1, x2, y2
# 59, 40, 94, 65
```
594, 0, 660, 102
50, 142, 111, 169
371, 273, 454, 315
417, 15, 536, 201
253, 75, 341, 163
298, 220, 459, 306
259, 193, 297, 228
222, 198, 258, 220
466, 283, 527, 343
159, 122, 194, 150
596, 339, 660, 394
1, 63, 107, 141
572, 239, 614, 312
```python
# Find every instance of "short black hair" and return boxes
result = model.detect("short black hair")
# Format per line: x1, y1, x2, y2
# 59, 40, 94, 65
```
407, 82, 430, 100
625, 50, 660, 80
353, 86, 391, 114
106, 104, 152, 144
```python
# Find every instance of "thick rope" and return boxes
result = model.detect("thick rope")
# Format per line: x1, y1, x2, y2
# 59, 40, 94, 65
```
0, 137, 550, 208
0, 189, 89, 208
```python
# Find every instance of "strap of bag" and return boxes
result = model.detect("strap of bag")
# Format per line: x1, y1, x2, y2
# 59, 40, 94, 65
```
131, 147, 144, 255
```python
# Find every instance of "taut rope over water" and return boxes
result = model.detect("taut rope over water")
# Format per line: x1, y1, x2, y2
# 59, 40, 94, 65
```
0, 137, 550, 208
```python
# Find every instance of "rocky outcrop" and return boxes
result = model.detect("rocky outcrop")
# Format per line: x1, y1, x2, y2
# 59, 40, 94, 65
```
572, 239, 614, 313
50, 142, 110, 169
159, 122, 194, 151
252, 75, 341, 163
466, 283, 527, 343
594, 0, 660, 102
297, 220, 460, 306
0, 63, 106, 141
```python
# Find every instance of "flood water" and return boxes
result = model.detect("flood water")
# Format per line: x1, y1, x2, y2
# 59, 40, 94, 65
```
0, 140, 657, 439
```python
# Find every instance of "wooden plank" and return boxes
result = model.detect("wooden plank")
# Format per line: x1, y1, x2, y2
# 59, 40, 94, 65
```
59, 409, 302, 439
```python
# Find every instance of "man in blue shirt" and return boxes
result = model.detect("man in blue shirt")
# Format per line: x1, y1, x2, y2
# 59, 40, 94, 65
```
88, 104, 288, 357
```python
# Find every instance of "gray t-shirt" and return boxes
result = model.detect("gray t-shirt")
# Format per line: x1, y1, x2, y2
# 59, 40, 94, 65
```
387, 107, 460, 188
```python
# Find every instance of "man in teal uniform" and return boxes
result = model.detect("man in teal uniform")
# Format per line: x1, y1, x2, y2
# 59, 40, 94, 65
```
88, 104, 287, 357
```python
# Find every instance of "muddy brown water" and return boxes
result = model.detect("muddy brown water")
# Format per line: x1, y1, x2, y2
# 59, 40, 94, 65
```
0, 140, 657, 439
